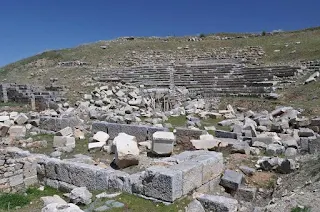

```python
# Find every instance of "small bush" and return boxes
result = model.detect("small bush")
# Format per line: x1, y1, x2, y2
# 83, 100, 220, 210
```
0, 193, 30, 210
291, 206, 311, 212
261, 31, 267, 36
199, 33, 206, 38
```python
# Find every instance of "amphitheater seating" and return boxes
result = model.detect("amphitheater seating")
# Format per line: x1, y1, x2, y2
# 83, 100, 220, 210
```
94, 62, 299, 97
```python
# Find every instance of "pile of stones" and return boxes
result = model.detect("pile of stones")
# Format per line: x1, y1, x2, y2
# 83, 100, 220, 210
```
77, 82, 215, 126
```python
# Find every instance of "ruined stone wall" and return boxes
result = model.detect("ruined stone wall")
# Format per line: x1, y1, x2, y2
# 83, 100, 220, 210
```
301, 60, 320, 71
37, 150, 223, 202
40, 116, 83, 132
0, 83, 66, 111
92, 122, 169, 142
0, 148, 38, 193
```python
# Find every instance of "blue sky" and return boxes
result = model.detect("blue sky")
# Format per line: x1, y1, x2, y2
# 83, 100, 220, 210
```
0, 0, 319, 67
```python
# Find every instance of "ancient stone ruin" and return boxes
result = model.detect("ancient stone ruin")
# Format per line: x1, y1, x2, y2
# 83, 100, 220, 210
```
0, 40, 319, 211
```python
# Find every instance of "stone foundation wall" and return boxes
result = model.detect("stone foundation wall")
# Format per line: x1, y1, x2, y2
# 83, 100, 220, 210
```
0, 145, 224, 202
39, 116, 83, 132
92, 122, 169, 142
37, 150, 223, 202
0, 147, 38, 193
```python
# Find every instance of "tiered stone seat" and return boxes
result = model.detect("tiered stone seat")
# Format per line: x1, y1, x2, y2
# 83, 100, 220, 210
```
94, 62, 299, 97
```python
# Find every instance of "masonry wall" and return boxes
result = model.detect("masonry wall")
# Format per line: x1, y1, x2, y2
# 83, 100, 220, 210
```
0, 148, 38, 193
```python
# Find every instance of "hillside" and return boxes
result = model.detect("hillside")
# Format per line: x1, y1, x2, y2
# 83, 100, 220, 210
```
0, 27, 319, 113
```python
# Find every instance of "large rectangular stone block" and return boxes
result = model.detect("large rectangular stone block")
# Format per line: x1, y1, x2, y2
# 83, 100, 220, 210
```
95, 168, 115, 191
147, 126, 169, 140
190, 152, 224, 184
45, 158, 60, 180
107, 170, 131, 193
67, 163, 101, 190
169, 161, 203, 195
92, 122, 149, 142
55, 162, 72, 184
143, 166, 183, 202
215, 130, 238, 139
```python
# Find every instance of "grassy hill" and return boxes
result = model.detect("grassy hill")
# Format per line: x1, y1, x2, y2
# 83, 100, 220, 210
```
0, 27, 319, 112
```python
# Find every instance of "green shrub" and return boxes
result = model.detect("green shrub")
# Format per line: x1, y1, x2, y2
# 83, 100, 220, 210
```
199, 33, 206, 38
261, 31, 267, 36
291, 206, 311, 212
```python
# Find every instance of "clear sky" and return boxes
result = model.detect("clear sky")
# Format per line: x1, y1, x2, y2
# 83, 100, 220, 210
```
0, 0, 319, 67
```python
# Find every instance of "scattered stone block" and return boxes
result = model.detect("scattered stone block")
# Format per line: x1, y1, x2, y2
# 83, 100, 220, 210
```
185, 199, 205, 212
266, 144, 285, 156
114, 133, 139, 168
298, 128, 315, 137
41, 203, 83, 212
14, 113, 29, 125
285, 147, 298, 157
196, 194, 239, 212
56, 127, 73, 136
239, 166, 255, 176
53, 136, 75, 148
69, 187, 92, 205
309, 138, 320, 154
93, 131, 110, 143
88, 142, 106, 151
191, 139, 219, 150
41, 195, 67, 206
219, 169, 243, 191
235, 186, 257, 202
0, 116, 10, 122
152, 131, 175, 155
276, 159, 296, 174
215, 130, 237, 139
8, 126, 26, 138
0, 124, 10, 137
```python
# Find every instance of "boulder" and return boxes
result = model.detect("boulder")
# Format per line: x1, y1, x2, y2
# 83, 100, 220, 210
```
114, 133, 139, 168
69, 187, 92, 205
239, 166, 255, 176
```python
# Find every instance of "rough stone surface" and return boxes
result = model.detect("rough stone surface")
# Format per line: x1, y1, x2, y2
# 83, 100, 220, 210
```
197, 194, 239, 212
114, 133, 139, 168
142, 166, 183, 202
69, 187, 92, 205
152, 131, 175, 155
169, 161, 202, 195
185, 199, 205, 212
93, 131, 110, 143
220, 169, 243, 191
